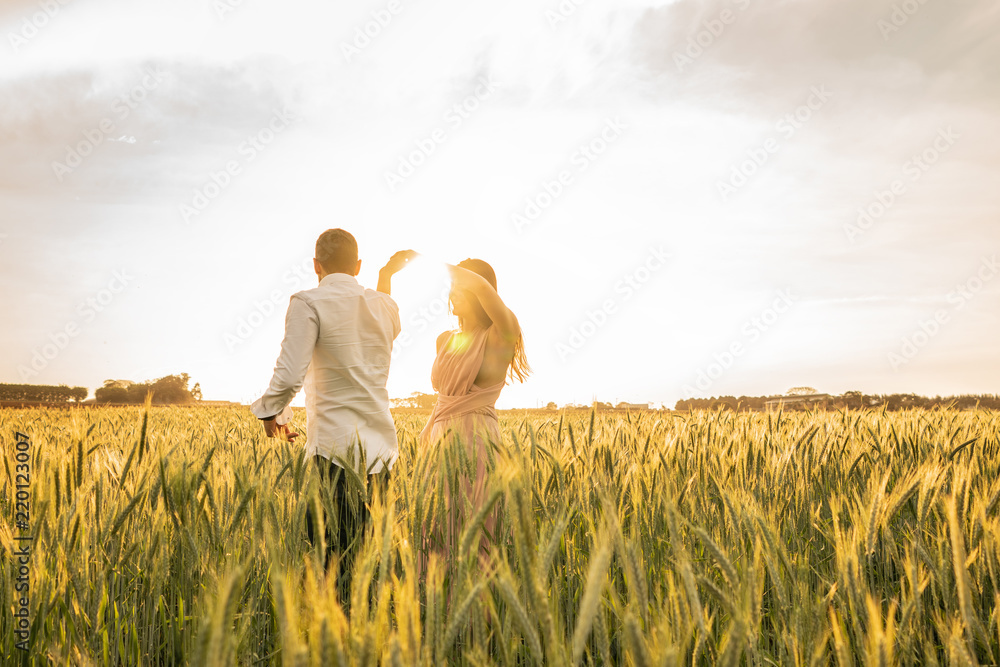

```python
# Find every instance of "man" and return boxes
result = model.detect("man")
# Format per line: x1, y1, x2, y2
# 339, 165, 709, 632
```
250, 228, 414, 599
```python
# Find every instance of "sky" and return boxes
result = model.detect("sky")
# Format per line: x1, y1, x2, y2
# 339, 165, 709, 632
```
1, 0, 998, 409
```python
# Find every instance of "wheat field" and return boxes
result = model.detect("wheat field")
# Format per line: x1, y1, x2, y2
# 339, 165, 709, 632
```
2, 404, 999, 665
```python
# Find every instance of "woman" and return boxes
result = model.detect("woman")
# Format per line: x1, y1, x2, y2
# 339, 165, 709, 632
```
419, 258, 530, 559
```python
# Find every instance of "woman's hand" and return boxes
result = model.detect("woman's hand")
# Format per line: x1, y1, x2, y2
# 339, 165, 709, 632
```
377, 250, 419, 294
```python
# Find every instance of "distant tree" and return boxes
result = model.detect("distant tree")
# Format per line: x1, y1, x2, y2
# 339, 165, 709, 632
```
842, 390, 863, 409
883, 393, 925, 410
95, 383, 129, 403
953, 395, 978, 410
545, 402, 558, 410
706, 396, 738, 411
144, 373, 192, 403
736, 395, 767, 411
191, 382, 203, 401
412, 392, 436, 409
95, 374, 197, 404
392, 392, 437, 409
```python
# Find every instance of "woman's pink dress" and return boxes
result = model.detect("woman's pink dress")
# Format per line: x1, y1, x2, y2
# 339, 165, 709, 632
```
420, 325, 504, 447
419, 325, 504, 548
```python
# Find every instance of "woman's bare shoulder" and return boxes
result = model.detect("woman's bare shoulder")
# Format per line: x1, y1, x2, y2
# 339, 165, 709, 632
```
435, 330, 454, 353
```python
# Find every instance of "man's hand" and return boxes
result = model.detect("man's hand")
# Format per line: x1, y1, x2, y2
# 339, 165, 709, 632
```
263, 418, 299, 442
377, 250, 419, 294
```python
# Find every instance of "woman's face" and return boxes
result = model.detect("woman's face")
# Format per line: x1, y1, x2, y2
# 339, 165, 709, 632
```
450, 287, 473, 319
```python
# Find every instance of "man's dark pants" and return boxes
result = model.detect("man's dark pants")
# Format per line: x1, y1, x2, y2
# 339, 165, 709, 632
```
304, 454, 390, 607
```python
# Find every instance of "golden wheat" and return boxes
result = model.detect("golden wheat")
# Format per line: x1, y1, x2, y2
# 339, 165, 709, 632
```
1, 405, 999, 665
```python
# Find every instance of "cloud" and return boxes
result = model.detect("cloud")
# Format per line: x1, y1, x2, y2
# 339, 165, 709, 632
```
1, 0, 997, 402
630, 0, 1000, 114
0, 58, 303, 193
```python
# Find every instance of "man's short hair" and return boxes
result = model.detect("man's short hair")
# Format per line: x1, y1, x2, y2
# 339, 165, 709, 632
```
315, 229, 359, 273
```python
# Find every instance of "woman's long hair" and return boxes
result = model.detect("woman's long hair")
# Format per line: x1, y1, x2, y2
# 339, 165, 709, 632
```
454, 258, 530, 384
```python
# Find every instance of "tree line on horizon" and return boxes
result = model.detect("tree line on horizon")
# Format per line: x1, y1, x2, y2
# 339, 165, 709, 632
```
4, 384, 998, 411
0, 374, 202, 405
673, 391, 1000, 411
0, 383, 88, 403
391, 390, 1000, 412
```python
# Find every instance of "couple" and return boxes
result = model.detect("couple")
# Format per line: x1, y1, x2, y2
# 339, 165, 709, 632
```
249, 228, 528, 593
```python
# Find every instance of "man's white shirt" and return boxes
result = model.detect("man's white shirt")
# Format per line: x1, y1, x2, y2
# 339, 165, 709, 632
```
250, 273, 401, 473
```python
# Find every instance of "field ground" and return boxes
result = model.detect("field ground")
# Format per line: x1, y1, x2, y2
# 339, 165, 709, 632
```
2, 404, 1000, 665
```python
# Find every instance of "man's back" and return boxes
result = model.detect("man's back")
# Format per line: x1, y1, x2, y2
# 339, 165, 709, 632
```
251, 272, 401, 473
301, 273, 400, 470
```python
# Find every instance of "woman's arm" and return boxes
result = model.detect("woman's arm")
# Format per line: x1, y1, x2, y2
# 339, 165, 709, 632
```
377, 250, 418, 295
448, 265, 520, 343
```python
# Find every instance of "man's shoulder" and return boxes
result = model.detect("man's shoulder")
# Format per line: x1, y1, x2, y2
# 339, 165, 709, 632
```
288, 287, 319, 306
292, 279, 359, 301
362, 287, 399, 310
293, 283, 398, 312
